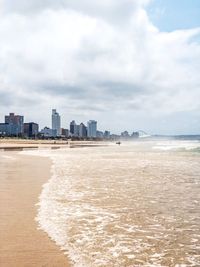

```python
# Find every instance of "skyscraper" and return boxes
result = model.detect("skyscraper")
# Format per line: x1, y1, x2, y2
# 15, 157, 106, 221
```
87, 120, 97, 138
5, 113, 24, 136
79, 123, 87, 138
70, 120, 79, 136
52, 109, 61, 136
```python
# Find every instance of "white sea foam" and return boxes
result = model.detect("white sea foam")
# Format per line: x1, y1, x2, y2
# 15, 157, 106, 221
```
153, 140, 200, 151
22, 141, 200, 266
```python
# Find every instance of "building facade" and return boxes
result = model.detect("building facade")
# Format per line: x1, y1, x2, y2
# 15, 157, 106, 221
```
97, 130, 104, 138
79, 123, 87, 138
40, 127, 56, 137
24, 122, 39, 138
121, 131, 130, 137
70, 120, 76, 136
52, 109, 61, 136
131, 132, 139, 138
61, 128, 69, 137
87, 120, 97, 138
4, 113, 24, 136
0, 123, 10, 136
104, 131, 110, 139
70, 120, 80, 137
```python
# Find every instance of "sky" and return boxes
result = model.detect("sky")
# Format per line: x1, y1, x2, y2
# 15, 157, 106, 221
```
0, 0, 199, 135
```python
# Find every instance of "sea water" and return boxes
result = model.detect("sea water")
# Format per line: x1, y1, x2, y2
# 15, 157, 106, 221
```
23, 140, 200, 266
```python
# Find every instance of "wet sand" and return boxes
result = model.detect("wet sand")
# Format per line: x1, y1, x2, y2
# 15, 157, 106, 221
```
0, 139, 108, 152
0, 152, 71, 267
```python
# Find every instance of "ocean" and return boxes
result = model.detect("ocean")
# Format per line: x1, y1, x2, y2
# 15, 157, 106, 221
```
23, 140, 200, 266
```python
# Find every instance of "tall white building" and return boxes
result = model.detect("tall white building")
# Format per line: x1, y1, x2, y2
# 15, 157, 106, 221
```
87, 120, 97, 138
52, 109, 61, 136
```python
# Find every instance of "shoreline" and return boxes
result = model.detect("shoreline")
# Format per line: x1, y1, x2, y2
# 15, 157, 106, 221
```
0, 151, 71, 267
0, 139, 110, 151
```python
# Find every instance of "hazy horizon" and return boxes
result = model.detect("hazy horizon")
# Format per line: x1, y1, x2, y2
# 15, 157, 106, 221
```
0, 0, 200, 135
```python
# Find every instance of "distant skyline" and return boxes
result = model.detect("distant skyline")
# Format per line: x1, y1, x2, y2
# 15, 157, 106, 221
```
0, 0, 200, 135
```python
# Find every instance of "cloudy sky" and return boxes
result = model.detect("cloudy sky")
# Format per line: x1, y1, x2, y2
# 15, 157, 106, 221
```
0, 0, 199, 135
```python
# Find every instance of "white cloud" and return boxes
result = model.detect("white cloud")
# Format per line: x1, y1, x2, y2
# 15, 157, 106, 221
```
0, 0, 199, 134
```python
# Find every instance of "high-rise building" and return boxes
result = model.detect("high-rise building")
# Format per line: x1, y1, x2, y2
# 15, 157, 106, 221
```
87, 120, 97, 138
5, 113, 24, 136
97, 130, 104, 138
61, 128, 69, 137
0, 123, 10, 136
104, 131, 110, 139
52, 109, 61, 136
24, 122, 39, 138
121, 131, 130, 138
131, 132, 139, 138
70, 120, 79, 136
79, 123, 87, 138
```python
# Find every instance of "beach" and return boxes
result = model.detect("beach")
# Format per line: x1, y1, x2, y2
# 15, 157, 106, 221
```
0, 151, 70, 267
0, 139, 200, 266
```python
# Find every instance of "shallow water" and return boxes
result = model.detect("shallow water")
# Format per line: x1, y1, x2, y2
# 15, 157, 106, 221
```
24, 140, 200, 266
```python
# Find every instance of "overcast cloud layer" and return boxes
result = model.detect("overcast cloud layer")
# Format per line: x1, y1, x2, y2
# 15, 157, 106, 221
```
0, 0, 199, 134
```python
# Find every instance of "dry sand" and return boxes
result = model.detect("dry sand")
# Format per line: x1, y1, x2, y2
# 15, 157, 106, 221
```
0, 152, 71, 267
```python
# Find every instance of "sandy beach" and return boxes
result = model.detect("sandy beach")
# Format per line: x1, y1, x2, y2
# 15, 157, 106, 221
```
1, 140, 200, 266
0, 151, 71, 267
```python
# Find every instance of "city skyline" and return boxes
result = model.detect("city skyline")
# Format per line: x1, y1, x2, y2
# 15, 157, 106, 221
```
0, 106, 199, 136
0, 0, 200, 135
0, 110, 144, 138
0, 110, 100, 138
